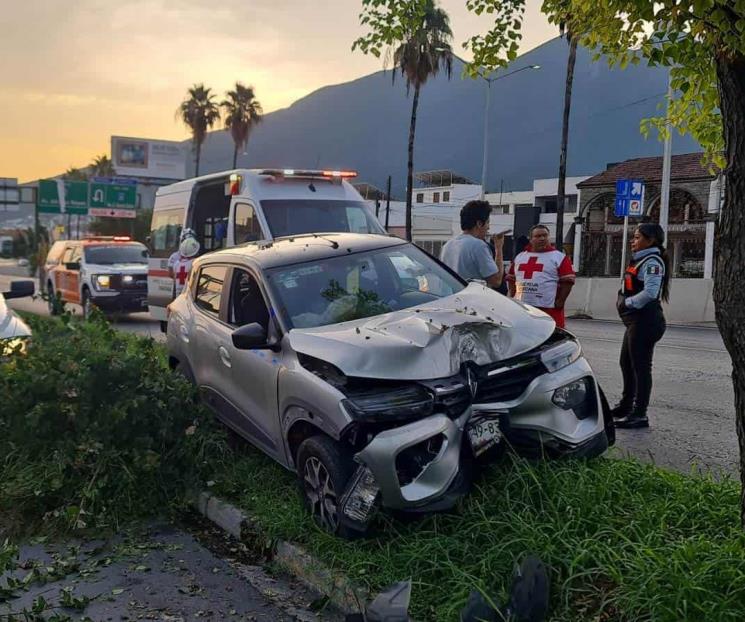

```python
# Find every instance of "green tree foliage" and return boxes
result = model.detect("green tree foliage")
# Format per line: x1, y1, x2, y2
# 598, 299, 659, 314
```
0, 313, 226, 535
467, 0, 745, 524
177, 84, 221, 176
221, 83, 263, 169
62, 167, 88, 181
353, 0, 453, 241
88, 208, 153, 244
89, 154, 116, 177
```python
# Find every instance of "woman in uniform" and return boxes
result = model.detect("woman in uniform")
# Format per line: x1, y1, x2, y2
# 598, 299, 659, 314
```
612, 223, 671, 429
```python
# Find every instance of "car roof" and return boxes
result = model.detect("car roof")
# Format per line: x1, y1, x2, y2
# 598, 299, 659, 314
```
196, 233, 408, 270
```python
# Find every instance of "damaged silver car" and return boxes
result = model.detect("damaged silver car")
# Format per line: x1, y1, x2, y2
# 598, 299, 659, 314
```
166, 233, 614, 537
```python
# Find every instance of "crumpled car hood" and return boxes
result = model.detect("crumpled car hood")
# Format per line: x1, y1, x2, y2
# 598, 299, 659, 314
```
288, 283, 555, 380
0, 296, 32, 341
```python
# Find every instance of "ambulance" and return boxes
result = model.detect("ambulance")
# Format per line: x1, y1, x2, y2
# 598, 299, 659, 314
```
146, 169, 386, 324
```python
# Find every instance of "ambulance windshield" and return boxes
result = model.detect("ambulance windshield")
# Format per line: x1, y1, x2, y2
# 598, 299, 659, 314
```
260, 200, 386, 238
84, 244, 148, 265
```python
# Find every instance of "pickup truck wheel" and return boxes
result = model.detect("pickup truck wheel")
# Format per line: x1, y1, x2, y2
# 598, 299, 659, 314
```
296, 435, 356, 538
47, 283, 60, 316
81, 289, 94, 320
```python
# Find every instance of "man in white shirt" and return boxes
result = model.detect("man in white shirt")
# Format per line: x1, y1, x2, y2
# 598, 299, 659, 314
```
440, 200, 504, 289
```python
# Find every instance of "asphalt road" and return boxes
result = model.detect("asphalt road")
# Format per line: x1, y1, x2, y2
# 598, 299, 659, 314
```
2, 522, 341, 622
2, 271, 737, 475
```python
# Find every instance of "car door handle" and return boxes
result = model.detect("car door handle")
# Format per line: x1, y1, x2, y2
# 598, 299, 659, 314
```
179, 324, 189, 344
218, 346, 232, 368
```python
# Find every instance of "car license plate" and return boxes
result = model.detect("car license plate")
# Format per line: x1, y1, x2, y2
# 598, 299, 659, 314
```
467, 416, 502, 457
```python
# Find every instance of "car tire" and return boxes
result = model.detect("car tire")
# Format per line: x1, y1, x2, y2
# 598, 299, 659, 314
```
174, 361, 196, 386
81, 288, 94, 320
296, 435, 357, 538
47, 283, 60, 316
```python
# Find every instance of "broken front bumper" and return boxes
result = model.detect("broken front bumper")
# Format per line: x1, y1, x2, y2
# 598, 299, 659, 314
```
342, 356, 606, 522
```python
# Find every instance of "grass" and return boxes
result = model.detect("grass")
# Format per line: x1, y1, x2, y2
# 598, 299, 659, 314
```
212, 448, 745, 621
4, 314, 745, 620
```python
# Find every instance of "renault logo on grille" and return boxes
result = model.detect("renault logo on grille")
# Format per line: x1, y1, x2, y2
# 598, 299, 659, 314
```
466, 367, 478, 399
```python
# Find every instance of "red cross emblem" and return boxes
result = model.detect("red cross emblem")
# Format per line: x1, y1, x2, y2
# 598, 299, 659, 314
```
518, 256, 544, 279
176, 264, 189, 285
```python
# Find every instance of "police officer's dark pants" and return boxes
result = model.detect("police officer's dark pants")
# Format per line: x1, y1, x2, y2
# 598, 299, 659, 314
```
619, 310, 666, 415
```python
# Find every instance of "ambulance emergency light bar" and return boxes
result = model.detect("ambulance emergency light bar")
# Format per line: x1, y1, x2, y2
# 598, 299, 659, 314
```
227, 170, 358, 195
259, 169, 358, 181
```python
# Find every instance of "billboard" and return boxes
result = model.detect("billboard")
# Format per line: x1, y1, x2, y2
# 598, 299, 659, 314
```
112, 136, 186, 180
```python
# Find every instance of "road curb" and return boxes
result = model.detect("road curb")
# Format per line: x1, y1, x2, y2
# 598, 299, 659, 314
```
194, 491, 368, 615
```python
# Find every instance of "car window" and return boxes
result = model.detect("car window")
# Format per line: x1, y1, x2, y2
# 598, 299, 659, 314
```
46, 242, 66, 264
266, 243, 464, 329
234, 203, 263, 244
61, 246, 75, 265
228, 269, 270, 329
70, 246, 82, 265
149, 208, 183, 258
194, 265, 227, 316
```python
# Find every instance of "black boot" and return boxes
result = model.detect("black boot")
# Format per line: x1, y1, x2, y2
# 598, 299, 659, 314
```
615, 410, 649, 429
610, 401, 633, 420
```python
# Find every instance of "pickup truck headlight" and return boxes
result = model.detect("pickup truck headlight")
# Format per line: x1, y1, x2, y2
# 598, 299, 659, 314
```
93, 275, 112, 290
540, 338, 582, 373
342, 385, 434, 421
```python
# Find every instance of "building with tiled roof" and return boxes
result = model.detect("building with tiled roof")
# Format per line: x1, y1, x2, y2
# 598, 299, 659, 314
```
574, 152, 722, 279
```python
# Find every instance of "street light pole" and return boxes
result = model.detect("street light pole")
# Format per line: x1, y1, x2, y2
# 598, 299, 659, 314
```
480, 81, 491, 200
478, 64, 540, 201
659, 70, 673, 239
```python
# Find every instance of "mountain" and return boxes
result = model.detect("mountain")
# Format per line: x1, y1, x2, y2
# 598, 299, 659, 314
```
190, 37, 698, 197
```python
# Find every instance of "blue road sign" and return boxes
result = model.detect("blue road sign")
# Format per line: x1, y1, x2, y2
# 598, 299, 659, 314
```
615, 178, 645, 217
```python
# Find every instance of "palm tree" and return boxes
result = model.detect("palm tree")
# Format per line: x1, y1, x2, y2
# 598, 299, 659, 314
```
392, 0, 453, 241
221, 83, 263, 169
89, 154, 116, 177
555, 12, 578, 253
63, 167, 88, 181
177, 84, 221, 176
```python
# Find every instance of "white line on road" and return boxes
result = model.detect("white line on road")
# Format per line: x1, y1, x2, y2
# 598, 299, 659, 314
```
578, 335, 727, 354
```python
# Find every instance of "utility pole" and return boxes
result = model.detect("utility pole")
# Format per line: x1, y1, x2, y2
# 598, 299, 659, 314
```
480, 80, 491, 200
659, 70, 673, 239
385, 175, 391, 231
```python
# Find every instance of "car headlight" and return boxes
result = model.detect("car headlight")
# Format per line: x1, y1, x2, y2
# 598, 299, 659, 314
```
540, 338, 582, 373
1, 337, 29, 356
94, 275, 112, 290
122, 275, 134, 284
342, 385, 434, 421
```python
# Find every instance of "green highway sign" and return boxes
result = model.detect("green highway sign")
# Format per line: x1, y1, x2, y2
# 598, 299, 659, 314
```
37, 180, 89, 214
37, 178, 137, 214
89, 182, 136, 209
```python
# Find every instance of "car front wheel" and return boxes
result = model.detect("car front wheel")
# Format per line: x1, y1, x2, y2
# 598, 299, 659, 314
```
296, 435, 356, 538
81, 289, 93, 320
47, 283, 60, 316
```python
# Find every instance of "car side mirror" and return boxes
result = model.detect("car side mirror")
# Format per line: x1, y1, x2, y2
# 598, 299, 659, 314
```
232, 322, 279, 351
65, 261, 80, 271
3, 280, 35, 300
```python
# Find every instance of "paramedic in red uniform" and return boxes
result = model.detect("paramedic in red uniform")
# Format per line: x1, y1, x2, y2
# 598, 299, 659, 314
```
506, 224, 575, 328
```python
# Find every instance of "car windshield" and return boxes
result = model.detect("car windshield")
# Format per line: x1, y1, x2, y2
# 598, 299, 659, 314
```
84, 244, 148, 265
260, 199, 385, 237
266, 243, 465, 330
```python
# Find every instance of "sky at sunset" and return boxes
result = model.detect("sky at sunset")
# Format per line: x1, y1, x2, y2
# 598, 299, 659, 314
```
1, 1, 555, 182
